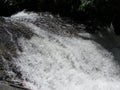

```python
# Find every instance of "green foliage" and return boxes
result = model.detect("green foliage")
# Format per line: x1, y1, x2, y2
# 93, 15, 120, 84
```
79, 0, 94, 11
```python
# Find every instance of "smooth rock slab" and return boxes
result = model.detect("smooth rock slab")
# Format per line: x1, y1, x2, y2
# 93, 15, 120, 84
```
0, 83, 30, 90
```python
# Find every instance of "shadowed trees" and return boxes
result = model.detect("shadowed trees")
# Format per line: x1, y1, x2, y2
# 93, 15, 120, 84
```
0, 0, 120, 35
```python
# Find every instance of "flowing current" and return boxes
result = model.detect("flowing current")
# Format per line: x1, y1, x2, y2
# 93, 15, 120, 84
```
7, 11, 120, 90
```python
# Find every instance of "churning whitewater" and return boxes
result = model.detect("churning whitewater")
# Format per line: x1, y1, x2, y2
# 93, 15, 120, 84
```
9, 11, 120, 90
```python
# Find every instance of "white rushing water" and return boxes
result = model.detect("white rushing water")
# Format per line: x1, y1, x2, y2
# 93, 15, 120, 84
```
11, 11, 120, 90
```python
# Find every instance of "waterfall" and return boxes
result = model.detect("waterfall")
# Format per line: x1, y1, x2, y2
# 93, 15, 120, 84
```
1, 11, 120, 90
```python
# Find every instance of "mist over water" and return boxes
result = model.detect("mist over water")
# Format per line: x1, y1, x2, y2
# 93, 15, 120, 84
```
9, 11, 120, 90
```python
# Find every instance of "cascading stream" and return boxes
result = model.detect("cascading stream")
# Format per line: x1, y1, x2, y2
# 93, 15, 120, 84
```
2, 11, 120, 90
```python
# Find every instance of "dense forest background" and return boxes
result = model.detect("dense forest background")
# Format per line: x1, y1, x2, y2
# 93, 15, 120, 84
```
0, 0, 120, 35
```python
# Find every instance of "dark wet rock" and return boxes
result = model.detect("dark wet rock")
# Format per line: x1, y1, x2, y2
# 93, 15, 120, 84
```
0, 16, 34, 87
0, 82, 30, 90
30, 12, 86, 37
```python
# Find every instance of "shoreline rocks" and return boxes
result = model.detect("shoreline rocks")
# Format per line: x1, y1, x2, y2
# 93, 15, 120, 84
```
0, 81, 30, 90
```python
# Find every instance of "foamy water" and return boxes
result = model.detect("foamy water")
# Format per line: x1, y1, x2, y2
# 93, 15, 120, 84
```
11, 11, 120, 90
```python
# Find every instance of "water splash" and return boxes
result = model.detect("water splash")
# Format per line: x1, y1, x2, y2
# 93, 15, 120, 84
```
10, 11, 120, 90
